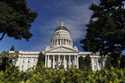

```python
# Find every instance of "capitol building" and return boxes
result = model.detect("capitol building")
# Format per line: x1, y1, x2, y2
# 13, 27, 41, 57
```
10, 23, 103, 71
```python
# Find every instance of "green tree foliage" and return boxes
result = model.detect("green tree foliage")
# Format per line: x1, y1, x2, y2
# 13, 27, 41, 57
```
0, 53, 124, 83
81, 0, 125, 68
0, 51, 10, 70
10, 45, 15, 51
37, 52, 45, 66
0, 66, 125, 83
0, 51, 18, 71
120, 55, 125, 68
35, 52, 45, 72
0, 0, 37, 40
79, 56, 91, 70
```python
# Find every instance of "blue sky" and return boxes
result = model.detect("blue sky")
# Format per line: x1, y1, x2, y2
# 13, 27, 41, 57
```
0, 0, 97, 51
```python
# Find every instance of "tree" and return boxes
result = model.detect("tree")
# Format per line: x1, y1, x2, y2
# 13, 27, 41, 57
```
0, 0, 37, 40
79, 56, 85, 69
0, 51, 9, 71
120, 55, 125, 68
79, 56, 91, 70
35, 52, 45, 71
10, 45, 15, 51
0, 51, 18, 71
81, 0, 125, 68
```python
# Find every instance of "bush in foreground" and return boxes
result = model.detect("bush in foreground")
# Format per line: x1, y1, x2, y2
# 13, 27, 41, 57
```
0, 67, 125, 83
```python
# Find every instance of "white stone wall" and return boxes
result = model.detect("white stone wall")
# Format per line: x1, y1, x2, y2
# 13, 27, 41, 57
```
10, 50, 102, 71
90, 56, 101, 71
15, 51, 40, 71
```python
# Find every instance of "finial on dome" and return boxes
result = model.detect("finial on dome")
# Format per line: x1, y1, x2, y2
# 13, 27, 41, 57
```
60, 21, 64, 26
56, 21, 70, 32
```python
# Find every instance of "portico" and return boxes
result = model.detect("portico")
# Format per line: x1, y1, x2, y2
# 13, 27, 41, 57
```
45, 53, 79, 69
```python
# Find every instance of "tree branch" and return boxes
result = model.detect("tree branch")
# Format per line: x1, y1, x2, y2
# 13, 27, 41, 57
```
0, 32, 6, 40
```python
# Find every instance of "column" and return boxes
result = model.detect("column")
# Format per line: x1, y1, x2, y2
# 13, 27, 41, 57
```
53, 55, 55, 68
73, 56, 75, 68
48, 55, 50, 68
68, 55, 71, 68
62, 39, 64, 44
58, 55, 61, 66
74, 55, 77, 68
45, 55, 47, 67
91, 57, 95, 71
63, 56, 66, 69
46, 55, 47, 68
49, 56, 51, 68
96, 58, 100, 70
65, 39, 67, 45
58, 40, 59, 45
76, 56, 79, 68
57, 39, 59, 46
60, 39, 62, 45
57, 55, 60, 67
59, 39, 61, 45
75, 56, 77, 68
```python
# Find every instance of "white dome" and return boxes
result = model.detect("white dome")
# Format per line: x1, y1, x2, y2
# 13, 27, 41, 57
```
50, 24, 73, 48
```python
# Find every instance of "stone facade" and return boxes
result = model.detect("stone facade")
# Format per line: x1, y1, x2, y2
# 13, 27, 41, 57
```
13, 51, 39, 71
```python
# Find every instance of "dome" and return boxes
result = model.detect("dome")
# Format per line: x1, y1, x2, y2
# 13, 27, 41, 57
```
50, 23, 73, 48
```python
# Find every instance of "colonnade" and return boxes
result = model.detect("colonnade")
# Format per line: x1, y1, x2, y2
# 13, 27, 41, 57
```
51, 39, 73, 47
91, 57, 101, 71
45, 55, 79, 69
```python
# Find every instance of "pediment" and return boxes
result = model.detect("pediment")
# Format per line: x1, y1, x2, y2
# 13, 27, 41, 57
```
45, 46, 78, 53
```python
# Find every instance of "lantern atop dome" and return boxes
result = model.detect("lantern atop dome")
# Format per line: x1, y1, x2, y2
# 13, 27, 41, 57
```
55, 21, 69, 32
